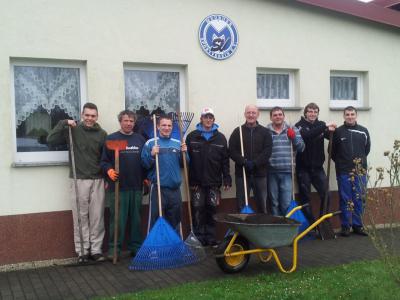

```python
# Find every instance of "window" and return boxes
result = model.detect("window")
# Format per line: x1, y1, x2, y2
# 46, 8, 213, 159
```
330, 71, 365, 108
124, 65, 185, 138
11, 60, 86, 165
256, 69, 296, 108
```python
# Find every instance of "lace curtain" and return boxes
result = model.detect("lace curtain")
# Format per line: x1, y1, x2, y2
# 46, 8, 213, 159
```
330, 76, 357, 100
257, 73, 289, 99
14, 66, 81, 127
124, 70, 180, 113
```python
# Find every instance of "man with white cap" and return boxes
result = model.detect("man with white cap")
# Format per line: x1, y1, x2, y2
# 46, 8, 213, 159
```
186, 107, 231, 247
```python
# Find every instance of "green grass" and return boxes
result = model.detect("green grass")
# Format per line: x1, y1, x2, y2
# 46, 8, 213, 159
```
100, 260, 400, 300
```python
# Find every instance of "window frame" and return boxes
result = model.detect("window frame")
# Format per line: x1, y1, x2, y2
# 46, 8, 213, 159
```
256, 68, 296, 108
10, 59, 87, 165
123, 64, 186, 113
329, 71, 364, 108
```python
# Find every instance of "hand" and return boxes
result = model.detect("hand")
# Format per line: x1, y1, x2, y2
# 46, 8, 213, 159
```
223, 185, 230, 191
107, 169, 118, 181
287, 127, 296, 140
181, 142, 187, 152
67, 119, 77, 127
244, 159, 255, 171
326, 122, 337, 132
143, 179, 150, 195
151, 145, 160, 157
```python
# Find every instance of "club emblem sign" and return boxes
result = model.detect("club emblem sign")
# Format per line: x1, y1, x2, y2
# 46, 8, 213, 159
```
198, 14, 239, 60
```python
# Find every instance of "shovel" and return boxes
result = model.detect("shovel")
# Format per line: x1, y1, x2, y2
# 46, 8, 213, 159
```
318, 131, 336, 240
106, 139, 128, 264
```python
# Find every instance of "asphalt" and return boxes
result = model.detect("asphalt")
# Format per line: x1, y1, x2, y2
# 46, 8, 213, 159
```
0, 232, 387, 300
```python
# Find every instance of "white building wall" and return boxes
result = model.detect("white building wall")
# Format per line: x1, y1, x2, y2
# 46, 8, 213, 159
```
0, 0, 399, 216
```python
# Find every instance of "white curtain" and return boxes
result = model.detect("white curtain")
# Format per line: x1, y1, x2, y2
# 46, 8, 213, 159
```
124, 70, 180, 113
257, 74, 289, 99
14, 66, 81, 127
330, 76, 357, 100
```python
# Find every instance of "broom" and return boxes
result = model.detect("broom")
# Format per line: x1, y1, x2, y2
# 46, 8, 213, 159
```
239, 124, 255, 214
177, 111, 206, 261
130, 115, 197, 270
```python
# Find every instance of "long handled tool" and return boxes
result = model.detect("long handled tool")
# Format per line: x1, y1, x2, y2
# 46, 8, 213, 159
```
177, 111, 206, 261
130, 115, 198, 270
68, 126, 85, 262
318, 131, 336, 240
105, 139, 128, 264
239, 125, 255, 214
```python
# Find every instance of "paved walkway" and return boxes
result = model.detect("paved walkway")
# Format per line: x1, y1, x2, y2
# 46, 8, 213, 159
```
0, 234, 382, 300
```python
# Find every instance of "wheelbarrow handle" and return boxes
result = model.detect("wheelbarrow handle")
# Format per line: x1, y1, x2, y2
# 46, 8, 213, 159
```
285, 203, 309, 218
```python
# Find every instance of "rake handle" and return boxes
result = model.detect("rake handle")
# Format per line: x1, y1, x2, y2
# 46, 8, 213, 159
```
323, 131, 334, 214
113, 150, 121, 265
177, 112, 193, 231
153, 115, 163, 217
239, 125, 249, 206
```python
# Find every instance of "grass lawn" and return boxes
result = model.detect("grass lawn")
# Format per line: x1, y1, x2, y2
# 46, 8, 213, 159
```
99, 259, 400, 300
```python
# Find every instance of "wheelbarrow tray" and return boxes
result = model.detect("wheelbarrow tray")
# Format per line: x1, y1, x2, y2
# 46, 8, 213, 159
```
214, 213, 301, 248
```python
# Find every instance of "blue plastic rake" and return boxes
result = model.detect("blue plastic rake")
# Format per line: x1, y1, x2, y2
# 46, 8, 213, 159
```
129, 115, 198, 270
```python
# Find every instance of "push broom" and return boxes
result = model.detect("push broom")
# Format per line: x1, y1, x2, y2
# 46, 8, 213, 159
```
130, 115, 197, 270
177, 111, 206, 261
105, 139, 128, 264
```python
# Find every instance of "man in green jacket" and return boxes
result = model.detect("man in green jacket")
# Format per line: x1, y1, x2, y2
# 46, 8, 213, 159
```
47, 102, 107, 263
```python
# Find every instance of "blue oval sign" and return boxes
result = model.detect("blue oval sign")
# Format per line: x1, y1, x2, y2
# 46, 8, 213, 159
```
198, 14, 239, 60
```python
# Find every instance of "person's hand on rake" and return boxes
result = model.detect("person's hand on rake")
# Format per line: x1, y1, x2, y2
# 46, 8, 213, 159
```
67, 119, 77, 127
107, 168, 118, 181
181, 142, 187, 152
151, 145, 160, 157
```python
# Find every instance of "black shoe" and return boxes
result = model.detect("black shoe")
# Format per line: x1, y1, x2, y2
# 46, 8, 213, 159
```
341, 227, 351, 237
353, 227, 368, 236
77, 254, 89, 264
91, 253, 106, 262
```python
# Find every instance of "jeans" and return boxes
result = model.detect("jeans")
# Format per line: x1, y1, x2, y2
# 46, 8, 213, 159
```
149, 184, 182, 235
235, 175, 268, 213
296, 167, 329, 224
337, 174, 366, 228
268, 172, 292, 216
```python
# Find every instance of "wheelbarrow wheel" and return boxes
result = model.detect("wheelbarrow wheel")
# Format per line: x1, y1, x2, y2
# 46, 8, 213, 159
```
215, 235, 250, 274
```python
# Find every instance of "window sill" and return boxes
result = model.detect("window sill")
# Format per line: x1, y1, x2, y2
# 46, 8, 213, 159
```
12, 161, 69, 168
329, 107, 371, 111
258, 106, 303, 111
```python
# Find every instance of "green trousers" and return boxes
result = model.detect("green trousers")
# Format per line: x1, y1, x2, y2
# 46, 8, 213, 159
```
107, 190, 142, 255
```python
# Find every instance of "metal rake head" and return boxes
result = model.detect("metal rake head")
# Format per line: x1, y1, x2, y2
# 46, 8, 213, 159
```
172, 111, 195, 134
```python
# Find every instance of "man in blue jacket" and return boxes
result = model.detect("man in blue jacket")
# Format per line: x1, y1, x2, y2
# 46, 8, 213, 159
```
141, 115, 188, 233
332, 106, 370, 237
101, 110, 145, 259
186, 107, 231, 246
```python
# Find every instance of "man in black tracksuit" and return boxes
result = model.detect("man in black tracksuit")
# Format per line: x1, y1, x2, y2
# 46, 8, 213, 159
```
295, 103, 336, 224
332, 106, 371, 237
186, 107, 231, 246
229, 105, 273, 213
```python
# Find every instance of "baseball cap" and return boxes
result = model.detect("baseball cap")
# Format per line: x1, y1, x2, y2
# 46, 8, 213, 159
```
201, 107, 214, 117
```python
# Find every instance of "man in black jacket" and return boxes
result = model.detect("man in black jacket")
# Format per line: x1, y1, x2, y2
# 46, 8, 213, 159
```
229, 105, 273, 213
332, 106, 371, 237
186, 107, 231, 246
295, 103, 336, 224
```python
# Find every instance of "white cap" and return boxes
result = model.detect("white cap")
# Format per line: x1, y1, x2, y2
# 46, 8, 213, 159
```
201, 107, 214, 117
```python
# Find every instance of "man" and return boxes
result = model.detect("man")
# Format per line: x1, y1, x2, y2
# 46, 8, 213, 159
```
186, 107, 231, 247
47, 102, 107, 263
101, 110, 145, 259
229, 105, 272, 213
141, 115, 187, 233
267, 106, 305, 216
295, 102, 336, 224
332, 106, 371, 237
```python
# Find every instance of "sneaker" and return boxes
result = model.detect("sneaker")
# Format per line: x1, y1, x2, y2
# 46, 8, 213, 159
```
341, 227, 351, 237
353, 226, 368, 236
77, 254, 89, 264
91, 253, 106, 262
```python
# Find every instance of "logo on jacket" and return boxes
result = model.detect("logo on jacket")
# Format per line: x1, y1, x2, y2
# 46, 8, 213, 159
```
198, 14, 239, 60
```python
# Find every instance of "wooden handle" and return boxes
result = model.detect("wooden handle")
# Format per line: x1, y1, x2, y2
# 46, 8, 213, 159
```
239, 125, 249, 206
113, 151, 120, 265
153, 116, 163, 217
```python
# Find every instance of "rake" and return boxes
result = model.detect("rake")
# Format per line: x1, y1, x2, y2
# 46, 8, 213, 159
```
239, 125, 255, 214
130, 115, 197, 270
105, 139, 128, 264
177, 111, 206, 261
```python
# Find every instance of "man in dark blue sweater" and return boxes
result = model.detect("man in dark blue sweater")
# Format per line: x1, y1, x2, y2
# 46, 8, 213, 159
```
101, 110, 146, 259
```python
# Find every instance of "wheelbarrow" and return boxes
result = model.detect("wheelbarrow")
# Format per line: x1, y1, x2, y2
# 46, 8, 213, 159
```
214, 205, 340, 273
